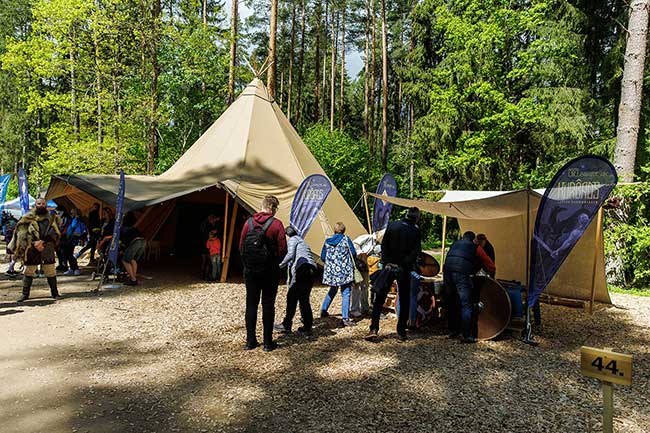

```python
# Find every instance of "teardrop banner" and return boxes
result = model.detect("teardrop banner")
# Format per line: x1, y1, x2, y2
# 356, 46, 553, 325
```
0, 174, 11, 213
528, 155, 617, 307
372, 173, 397, 233
108, 170, 126, 267
18, 168, 29, 215
289, 174, 332, 238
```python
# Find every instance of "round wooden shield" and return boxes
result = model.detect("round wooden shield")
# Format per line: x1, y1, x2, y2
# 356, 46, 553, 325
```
473, 276, 512, 341
419, 251, 440, 277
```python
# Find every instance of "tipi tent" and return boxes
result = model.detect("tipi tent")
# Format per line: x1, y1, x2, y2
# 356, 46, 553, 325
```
46, 79, 366, 264
368, 189, 610, 305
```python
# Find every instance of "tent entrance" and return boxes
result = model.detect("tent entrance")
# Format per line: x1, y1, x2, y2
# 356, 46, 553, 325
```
151, 186, 251, 280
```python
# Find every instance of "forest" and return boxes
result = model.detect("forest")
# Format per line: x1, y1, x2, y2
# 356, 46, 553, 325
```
0, 0, 648, 289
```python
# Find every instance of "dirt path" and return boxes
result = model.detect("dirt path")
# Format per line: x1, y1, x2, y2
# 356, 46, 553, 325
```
1, 268, 649, 433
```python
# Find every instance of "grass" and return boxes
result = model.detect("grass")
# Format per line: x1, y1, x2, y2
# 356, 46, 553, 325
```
609, 285, 650, 297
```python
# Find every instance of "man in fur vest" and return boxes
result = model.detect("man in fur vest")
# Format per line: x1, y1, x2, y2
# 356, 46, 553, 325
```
8, 197, 62, 302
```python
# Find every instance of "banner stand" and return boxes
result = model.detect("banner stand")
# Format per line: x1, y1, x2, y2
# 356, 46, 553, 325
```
522, 186, 538, 346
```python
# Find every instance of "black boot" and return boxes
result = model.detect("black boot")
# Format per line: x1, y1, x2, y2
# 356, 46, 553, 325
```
17, 276, 33, 302
47, 276, 61, 299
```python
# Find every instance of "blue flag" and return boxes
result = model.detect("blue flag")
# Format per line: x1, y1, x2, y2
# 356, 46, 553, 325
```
372, 173, 397, 232
528, 156, 617, 307
18, 168, 29, 215
0, 174, 11, 213
290, 174, 332, 238
108, 171, 126, 267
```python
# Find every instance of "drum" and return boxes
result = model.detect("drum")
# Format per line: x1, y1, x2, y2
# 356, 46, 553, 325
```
419, 251, 440, 277
473, 276, 512, 341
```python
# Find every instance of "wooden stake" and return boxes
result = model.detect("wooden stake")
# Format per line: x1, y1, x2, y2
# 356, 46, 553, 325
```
220, 201, 239, 282
440, 215, 447, 269
589, 207, 604, 314
362, 184, 372, 233
602, 381, 614, 433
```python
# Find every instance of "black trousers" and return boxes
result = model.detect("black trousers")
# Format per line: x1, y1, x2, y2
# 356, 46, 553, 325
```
370, 268, 411, 335
61, 243, 78, 271
245, 269, 280, 345
282, 264, 316, 331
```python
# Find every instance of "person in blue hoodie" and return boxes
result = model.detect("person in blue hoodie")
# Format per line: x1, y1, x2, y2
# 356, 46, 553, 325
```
62, 208, 87, 276
320, 222, 358, 327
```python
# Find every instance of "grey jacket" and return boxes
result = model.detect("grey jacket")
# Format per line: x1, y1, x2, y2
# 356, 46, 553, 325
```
280, 235, 316, 287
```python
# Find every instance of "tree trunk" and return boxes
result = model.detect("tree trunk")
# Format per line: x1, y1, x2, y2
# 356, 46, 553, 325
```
228, 0, 238, 105
614, 0, 649, 183
314, 0, 321, 121
295, 0, 306, 126
279, 71, 284, 108
321, 0, 329, 121
148, 0, 161, 174
339, 1, 345, 131
380, 0, 388, 169
330, 9, 337, 132
363, 0, 370, 138
267, 0, 278, 99
112, 75, 121, 170
92, 10, 102, 146
287, 1, 296, 120
369, 0, 376, 153
69, 33, 79, 142
201, 0, 208, 127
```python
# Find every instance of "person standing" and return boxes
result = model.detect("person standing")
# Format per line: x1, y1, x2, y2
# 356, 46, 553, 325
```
476, 233, 495, 277
366, 207, 422, 341
121, 212, 146, 286
320, 222, 358, 327
199, 214, 219, 280
240, 195, 287, 352
206, 229, 222, 281
443, 231, 496, 343
274, 226, 317, 335
62, 208, 86, 276
75, 203, 102, 263
9, 198, 62, 302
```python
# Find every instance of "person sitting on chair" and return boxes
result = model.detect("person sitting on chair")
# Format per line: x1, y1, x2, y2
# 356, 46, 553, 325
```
120, 212, 145, 286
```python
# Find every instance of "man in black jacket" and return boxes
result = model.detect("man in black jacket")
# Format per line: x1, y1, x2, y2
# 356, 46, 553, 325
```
444, 231, 496, 343
366, 207, 421, 341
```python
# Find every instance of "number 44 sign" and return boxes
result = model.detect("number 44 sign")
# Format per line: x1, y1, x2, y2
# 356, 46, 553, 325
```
581, 346, 633, 386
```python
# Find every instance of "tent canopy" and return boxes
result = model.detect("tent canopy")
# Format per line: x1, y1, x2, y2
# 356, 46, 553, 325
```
46, 79, 366, 252
368, 189, 610, 304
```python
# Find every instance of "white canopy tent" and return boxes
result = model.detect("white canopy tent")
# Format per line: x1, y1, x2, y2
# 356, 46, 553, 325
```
368, 189, 610, 306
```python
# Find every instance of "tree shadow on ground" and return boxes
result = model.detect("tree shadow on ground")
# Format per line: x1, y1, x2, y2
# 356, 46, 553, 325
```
1, 288, 649, 433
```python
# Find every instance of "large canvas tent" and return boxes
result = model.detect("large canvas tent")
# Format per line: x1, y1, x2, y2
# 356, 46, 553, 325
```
368, 189, 610, 305
46, 79, 366, 267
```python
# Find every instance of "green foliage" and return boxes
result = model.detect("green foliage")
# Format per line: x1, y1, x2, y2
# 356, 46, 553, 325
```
303, 123, 382, 216
604, 183, 650, 288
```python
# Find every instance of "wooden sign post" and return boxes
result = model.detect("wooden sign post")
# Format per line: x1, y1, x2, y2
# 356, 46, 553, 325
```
580, 346, 633, 433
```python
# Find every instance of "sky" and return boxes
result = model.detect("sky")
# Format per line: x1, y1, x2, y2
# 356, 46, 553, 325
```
225, 0, 364, 80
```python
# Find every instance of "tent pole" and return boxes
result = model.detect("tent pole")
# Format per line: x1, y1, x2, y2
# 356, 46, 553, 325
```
589, 207, 604, 314
362, 184, 372, 233
222, 192, 229, 260
523, 186, 538, 346
220, 201, 239, 282
440, 215, 447, 269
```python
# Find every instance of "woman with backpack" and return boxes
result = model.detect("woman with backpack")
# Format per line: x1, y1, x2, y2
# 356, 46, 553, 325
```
320, 222, 358, 327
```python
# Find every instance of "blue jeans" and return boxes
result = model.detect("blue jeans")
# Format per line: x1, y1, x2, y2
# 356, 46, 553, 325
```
395, 271, 420, 324
321, 285, 351, 320
445, 271, 475, 339
210, 254, 222, 280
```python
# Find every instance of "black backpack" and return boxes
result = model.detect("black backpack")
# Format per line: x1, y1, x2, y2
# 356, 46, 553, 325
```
241, 217, 276, 271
